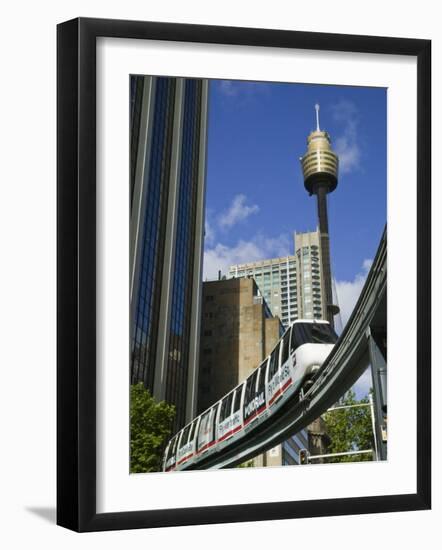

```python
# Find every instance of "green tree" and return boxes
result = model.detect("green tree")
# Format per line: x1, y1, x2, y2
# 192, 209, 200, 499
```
130, 383, 176, 473
236, 459, 255, 468
323, 389, 374, 463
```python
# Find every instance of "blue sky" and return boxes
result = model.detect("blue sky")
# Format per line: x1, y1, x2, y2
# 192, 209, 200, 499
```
203, 79, 386, 334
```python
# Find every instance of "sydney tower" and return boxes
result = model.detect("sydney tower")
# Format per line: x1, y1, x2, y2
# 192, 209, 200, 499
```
300, 105, 340, 328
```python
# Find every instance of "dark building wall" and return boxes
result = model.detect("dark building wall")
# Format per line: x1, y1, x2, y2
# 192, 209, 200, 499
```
130, 76, 208, 431
165, 80, 203, 429
131, 77, 176, 392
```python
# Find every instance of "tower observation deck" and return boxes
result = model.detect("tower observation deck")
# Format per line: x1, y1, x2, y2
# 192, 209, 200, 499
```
300, 104, 340, 327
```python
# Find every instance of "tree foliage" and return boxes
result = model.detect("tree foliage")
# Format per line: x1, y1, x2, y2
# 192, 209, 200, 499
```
130, 383, 176, 473
323, 389, 374, 463
236, 459, 255, 468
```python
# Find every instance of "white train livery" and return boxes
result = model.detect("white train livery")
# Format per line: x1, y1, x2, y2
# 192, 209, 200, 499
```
162, 319, 337, 472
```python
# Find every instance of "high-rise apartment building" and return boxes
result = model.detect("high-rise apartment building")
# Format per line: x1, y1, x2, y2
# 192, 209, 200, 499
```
228, 255, 297, 327
130, 75, 209, 430
228, 229, 325, 328
294, 230, 326, 322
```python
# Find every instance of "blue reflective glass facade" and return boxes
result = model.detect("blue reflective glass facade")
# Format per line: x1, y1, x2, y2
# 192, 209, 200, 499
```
131, 77, 176, 390
166, 80, 202, 429
130, 76, 145, 207
130, 76, 207, 431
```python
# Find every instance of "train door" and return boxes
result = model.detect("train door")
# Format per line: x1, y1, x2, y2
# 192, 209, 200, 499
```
210, 402, 220, 450
218, 391, 234, 443
166, 434, 180, 472
176, 424, 191, 467
243, 369, 259, 428
196, 410, 212, 455
256, 359, 268, 421
267, 341, 283, 407
279, 328, 293, 398
165, 435, 178, 471
230, 384, 244, 439
185, 418, 199, 467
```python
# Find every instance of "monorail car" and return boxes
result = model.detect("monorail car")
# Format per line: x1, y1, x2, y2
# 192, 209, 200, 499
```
162, 319, 337, 472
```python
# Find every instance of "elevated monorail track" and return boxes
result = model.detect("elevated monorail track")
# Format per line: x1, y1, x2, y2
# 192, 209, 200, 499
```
184, 227, 386, 470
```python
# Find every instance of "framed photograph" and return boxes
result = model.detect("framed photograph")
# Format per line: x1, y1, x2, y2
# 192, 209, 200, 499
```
57, 17, 431, 532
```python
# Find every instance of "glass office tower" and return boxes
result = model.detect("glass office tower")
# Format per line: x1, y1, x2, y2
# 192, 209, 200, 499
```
130, 76, 208, 430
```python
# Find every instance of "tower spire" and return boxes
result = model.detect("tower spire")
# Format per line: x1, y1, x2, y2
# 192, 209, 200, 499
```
300, 105, 340, 328
315, 103, 320, 131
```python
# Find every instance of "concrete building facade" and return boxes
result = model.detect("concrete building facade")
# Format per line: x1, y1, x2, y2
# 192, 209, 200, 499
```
294, 230, 326, 322
228, 255, 297, 328
197, 278, 281, 413
130, 75, 209, 431
228, 229, 326, 328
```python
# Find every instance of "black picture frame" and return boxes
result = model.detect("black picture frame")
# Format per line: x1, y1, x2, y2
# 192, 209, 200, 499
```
57, 17, 431, 532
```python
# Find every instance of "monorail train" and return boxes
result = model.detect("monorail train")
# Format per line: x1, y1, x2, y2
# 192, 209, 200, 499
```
162, 319, 338, 472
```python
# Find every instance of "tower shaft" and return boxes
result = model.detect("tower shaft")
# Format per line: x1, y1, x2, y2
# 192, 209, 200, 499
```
300, 105, 340, 328
316, 184, 334, 327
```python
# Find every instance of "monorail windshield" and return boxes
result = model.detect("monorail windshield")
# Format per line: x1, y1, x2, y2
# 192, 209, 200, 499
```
291, 322, 338, 351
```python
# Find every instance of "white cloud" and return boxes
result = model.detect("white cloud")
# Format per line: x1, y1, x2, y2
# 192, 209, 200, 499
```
203, 234, 290, 280
335, 259, 372, 327
217, 80, 271, 100
218, 80, 238, 97
362, 258, 373, 271
204, 219, 215, 246
218, 194, 259, 230
331, 100, 361, 174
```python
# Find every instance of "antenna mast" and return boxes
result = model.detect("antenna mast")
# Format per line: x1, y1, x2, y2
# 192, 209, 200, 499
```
315, 103, 320, 131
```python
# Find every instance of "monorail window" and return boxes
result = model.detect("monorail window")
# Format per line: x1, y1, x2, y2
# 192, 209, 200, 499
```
281, 329, 291, 365
211, 404, 219, 440
198, 411, 211, 440
166, 438, 175, 461
244, 370, 258, 404
189, 420, 197, 443
180, 424, 191, 445
257, 360, 267, 395
220, 392, 234, 422
233, 386, 242, 412
290, 322, 338, 352
268, 343, 281, 380
167, 436, 178, 460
